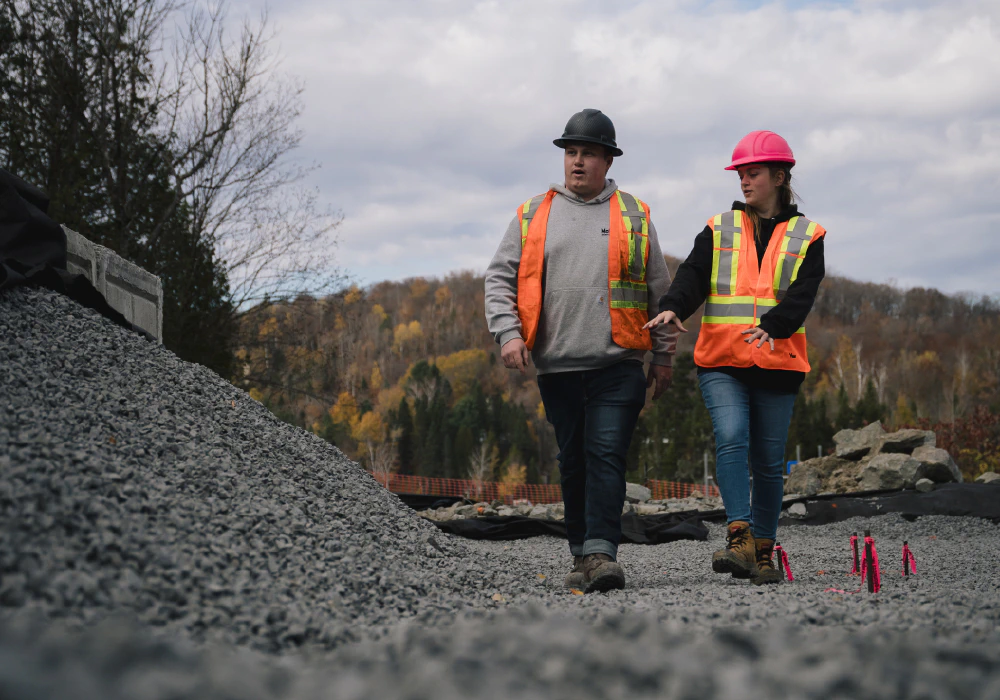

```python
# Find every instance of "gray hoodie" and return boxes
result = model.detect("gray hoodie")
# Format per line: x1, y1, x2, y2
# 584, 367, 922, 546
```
485, 179, 677, 375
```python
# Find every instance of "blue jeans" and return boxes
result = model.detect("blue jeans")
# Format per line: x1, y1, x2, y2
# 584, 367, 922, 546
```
537, 360, 646, 560
698, 370, 797, 541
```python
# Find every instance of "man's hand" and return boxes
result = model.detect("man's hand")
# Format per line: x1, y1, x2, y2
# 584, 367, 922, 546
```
643, 310, 688, 333
501, 338, 531, 374
647, 363, 673, 400
741, 326, 775, 351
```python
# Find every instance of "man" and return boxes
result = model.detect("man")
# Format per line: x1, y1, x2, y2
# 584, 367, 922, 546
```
485, 108, 677, 592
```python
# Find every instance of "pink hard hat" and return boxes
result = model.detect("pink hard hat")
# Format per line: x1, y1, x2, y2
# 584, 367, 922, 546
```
725, 130, 795, 170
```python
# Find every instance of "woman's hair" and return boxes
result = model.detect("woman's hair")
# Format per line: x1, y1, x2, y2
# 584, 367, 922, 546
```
745, 163, 800, 240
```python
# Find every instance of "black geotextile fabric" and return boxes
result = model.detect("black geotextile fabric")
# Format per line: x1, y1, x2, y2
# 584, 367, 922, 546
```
0, 168, 149, 340
432, 512, 710, 544
776, 483, 1000, 526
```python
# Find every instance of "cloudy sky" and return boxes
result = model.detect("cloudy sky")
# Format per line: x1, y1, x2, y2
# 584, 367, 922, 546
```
230, 0, 999, 295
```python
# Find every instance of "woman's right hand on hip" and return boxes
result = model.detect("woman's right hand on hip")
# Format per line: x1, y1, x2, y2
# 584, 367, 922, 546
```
643, 310, 688, 333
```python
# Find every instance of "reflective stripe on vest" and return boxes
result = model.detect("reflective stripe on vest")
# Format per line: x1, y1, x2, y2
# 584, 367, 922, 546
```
710, 210, 743, 296
616, 191, 648, 282
520, 194, 547, 249
772, 216, 817, 300
704, 295, 806, 334
610, 280, 648, 310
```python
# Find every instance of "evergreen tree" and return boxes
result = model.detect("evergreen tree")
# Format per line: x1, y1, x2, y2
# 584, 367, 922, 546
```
835, 383, 855, 430
395, 397, 415, 474
854, 378, 884, 426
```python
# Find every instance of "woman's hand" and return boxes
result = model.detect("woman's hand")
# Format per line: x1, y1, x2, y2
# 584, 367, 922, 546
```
643, 310, 688, 333
741, 326, 775, 351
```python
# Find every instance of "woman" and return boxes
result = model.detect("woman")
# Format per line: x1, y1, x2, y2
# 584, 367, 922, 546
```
645, 130, 825, 585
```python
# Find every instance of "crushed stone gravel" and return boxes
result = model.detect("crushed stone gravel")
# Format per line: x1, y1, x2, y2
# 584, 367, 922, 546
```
2, 286, 999, 699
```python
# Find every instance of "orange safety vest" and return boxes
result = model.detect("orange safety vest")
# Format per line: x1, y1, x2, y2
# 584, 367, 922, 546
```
516, 189, 653, 351
693, 209, 826, 372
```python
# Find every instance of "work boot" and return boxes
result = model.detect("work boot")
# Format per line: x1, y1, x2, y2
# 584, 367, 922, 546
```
752, 539, 782, 585
583, 553, 625, 593
564, 556, 586, 589
711, 521, 757, 579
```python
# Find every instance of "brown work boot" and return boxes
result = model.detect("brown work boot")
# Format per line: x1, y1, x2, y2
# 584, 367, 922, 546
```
583, 553, 625, 593
752, 538, 782, 585
564, 556, 586, 589
711, 521, 757, 579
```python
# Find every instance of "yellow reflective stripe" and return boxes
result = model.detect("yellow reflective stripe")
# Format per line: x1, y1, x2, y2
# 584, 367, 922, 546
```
610, 280, 648, 290
790, 254, 806, 285
710, 215, 722, 296
729, 211, 742, 292
708, 295, 756, 304
773, 235, 791, 290
756, 298, 778, 308
702, 316, 756, 325
520, 198, 532, 249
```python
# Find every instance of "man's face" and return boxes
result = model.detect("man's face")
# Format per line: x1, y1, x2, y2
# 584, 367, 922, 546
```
563, 142, 613, 199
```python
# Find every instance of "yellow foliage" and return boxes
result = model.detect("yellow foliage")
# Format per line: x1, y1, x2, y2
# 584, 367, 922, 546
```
329, 392, 359, 427
371, 363, 384, 391
435, 286, 452, 306
497, 463, 527, 499
894, 393, 917, 425
536, 401, 546, 420
394, 320, 424, 349
372, 304, 388, 322
410, 278, 429, 299
351, 410, 385, 444
436, 348, 489, 399
377, 386, 406, 415
258, 316, 279, 341
344, 285, 363, 305
249, 388, 264, 402
334, 314, 347, 331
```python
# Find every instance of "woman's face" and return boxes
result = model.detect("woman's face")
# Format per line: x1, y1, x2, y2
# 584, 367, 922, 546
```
737, 165, 783, 211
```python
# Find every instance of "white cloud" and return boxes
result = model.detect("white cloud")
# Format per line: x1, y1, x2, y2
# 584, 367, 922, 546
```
233, 0, 1000, 294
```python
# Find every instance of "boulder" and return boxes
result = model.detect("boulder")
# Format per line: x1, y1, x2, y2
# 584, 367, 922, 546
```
834, 421, 885, 459
911, 446, 962, 484
635, 503, 664, 516
915, 478, 935, 493
625, 482, 652, 503
786, 462, 823, 496
858, 453, 920, 491
975, 471, 1000, 484
787, 503, 807, 517
621, 502, 636, 515
528, 505, 549, 519
876, 429, 936, 455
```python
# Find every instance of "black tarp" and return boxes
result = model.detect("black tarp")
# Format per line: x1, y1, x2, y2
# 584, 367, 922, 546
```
432, 512, 709, 544
429, 484, 999, 544
0, 168, 152, 340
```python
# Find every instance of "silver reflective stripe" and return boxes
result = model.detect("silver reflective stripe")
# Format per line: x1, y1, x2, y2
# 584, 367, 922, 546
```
619, 191, 646, 233
712, 211, 741, 295
775, 217, 816, 299
523, 194, 546, 223
704, 301, 755, 318
610, 282, 648, 309
629, 234, 646, 282
714, 211, 741, 248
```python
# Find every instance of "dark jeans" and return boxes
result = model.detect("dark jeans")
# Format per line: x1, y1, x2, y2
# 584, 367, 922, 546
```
698, 370, 797, 541
537, 360, 646, 560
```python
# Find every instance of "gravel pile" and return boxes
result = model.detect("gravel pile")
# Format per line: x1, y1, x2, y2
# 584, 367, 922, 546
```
2, 287, 999, 699
0, 287, 536, 651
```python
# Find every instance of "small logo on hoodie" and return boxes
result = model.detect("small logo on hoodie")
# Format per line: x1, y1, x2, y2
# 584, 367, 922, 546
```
601, 228, 609, 235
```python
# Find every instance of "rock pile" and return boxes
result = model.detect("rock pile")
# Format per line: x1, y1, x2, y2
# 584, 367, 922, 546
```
418, 486, 723, 522
786, 421, 963, 496
0, 287, 532, 653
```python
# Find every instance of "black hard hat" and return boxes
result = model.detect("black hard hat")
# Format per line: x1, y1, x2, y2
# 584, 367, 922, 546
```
553, 108, 622, 157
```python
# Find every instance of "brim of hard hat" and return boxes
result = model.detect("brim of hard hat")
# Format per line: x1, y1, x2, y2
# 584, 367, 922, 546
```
554, 137, 623, 157
724, 155, 796, 171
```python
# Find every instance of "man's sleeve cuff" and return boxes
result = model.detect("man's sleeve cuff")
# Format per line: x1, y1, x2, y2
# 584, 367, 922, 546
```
498, 330, 524, 348
651, 353, 673, 367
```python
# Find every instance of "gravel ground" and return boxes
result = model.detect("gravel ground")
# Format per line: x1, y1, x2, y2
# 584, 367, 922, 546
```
2, 287, 999, 699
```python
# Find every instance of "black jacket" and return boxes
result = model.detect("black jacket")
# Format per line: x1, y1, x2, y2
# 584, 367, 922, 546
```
658, 202, 825, 392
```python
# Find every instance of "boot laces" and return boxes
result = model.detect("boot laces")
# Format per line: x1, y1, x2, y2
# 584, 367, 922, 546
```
726, 527, 750, 550
757, 546, 775, 570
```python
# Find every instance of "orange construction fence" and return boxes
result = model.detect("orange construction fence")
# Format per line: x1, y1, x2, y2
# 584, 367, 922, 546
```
367, 471, 719, 504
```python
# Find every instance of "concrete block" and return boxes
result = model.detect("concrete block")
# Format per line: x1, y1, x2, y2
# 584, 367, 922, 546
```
60, 226, 163, 342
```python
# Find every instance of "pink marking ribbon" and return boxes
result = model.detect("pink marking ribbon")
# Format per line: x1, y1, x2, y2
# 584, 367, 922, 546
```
774, 544, 794, 582
849, 534, 860, 575
902, 542, 916, 576
865, 535, 882, 593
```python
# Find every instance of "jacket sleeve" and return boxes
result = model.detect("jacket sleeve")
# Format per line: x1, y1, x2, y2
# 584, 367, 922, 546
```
484, 214, 526, 348
657, 225, 712, 320
644, 221, 677, 367
758, 238, 826, 339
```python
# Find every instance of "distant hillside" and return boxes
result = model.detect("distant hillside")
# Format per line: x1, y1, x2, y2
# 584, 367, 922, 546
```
236, 259, 1000, 484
